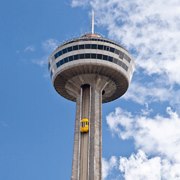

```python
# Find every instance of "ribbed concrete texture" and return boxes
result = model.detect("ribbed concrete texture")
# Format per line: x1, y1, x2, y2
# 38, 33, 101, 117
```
71, 76, 108, 180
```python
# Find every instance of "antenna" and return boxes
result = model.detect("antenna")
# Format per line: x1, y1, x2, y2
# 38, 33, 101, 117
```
91, 10, 95, 34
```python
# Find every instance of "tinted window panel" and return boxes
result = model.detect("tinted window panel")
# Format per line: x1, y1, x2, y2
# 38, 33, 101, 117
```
73, 45, 78, 50
115, 49, 119, 55
108, 56, 113, 62
69, 56, 74, 61
103, 55, 108, 60
98, 45, 103, 50
97, 54, 102, 59
92, 44, 97, 49
74, 55, 79, 60
85, 54, 91, 59
119, 51, 124, 59
85, 44, 91, 49
79, 44, 84, 49
79, 54, 84, 59
110, 47, 115, 53
62, 49, 67, 54
91, 53, 96, 59
67, 46, 72, 52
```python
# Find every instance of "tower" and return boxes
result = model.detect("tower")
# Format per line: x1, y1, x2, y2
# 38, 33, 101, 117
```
48, 13, 135, 180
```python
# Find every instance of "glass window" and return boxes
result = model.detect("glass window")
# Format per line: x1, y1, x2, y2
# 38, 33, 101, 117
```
115, 49, 119, 55
97, 54, 102, 59
73, 45, 78, 50
62, 48, 67, 54
85, 53, 91, 59
110, 47, 115, 53
67, 46, 72, 52
108, 56, 113, 62
124, 54, 131, 63
79, 54, 84, 59
74, 54, 79, 60
92, 44, 97, 49
79, 44, 84, 49
64, 57, 68, 63
119, 51, 124, 59
91, 53, 96, 59
98, 45, 103, 50
69, 56, 74, 61
113, 58, 118, 64
85, 44, 91, 49
103, 55, 108, 60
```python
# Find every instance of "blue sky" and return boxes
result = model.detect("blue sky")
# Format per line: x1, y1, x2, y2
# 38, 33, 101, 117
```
1, 0, 180, 180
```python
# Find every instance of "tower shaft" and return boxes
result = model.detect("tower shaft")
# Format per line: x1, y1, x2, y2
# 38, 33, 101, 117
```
71, 76, 108, 180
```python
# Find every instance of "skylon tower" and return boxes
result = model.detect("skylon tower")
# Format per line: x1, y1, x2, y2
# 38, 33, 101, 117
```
48, 12, 135, 180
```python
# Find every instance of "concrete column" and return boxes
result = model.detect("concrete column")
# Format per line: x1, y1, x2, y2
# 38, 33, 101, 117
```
71, 95, 81, 180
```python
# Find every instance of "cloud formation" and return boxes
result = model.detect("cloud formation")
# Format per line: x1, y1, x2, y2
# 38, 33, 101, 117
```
106, 107, 180, 179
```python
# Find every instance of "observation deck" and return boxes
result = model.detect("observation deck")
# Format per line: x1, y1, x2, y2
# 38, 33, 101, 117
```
48, 33, 135, 103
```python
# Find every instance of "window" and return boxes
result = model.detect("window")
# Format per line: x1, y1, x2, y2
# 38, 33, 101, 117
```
92, 44, 97, 49
115, 49, 120, 55
73, 45, 78, 50
67, 46, 72, 52
79, 44, 84, 49
64, 57, 68, 63
108, 56, 113, 62
79, 54, 84, 59
119, 51, 124, 59
85, 53, 91, 59
85, 44, 91, 49
103, 55, 108, 60
113, 58, 118, 64
62, 48, 67, 54
97, 54, 102, 59
91, 53, 96, 59
98, 45, 103, 50
74, 54, 79, 60
69, 56, 74, 61
110, 47, 115, 53
124, 54, 131, 63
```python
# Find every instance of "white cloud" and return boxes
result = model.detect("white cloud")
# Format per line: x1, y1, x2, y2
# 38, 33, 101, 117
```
24, 45, 35, 52
42, 39, 59, 53
120, 150, 161, 180
119, 150, 180, 180
71, 0, 89, 7
102, 156, 117, 179
106, 107, 180, 163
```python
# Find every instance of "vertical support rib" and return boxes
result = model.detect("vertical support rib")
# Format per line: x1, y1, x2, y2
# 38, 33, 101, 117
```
71, 96, 81, 180
89, 85, 102, 180
79, 85, 90, 180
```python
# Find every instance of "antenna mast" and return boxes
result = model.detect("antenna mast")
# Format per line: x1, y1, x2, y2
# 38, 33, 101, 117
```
91, 10, 95, 34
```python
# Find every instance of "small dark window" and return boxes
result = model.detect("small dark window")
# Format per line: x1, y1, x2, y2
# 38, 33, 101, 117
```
97, 54, 102, 59
64, 57, 68, 63
124, 54, 131, 63
91, 53, 96, 59
92, 44, 97, 49
79, 44, 84, 49
103, 55, 108, 60
119, 51, 124, 59
98, 45, 103, 50
62, 49, 67, 54
110, 47, 115, 53
73, 45, 78, 50
103, 46, 107, 51
112, 58, 117, 64
115, 49, 119, 55
60, 60, 64, 65
48, 62, 50, 70
108, 56, 113, 62
69, 56, 74, 61
67, 46, 72, 52
85, 54, 91, 59
79, 54, 84, 59
85, 44, 91, 49
117, 60, 122, 66
74, 55, 79, 60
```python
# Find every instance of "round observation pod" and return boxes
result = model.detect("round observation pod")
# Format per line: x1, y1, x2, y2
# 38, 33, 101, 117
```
48, 33, 135, 103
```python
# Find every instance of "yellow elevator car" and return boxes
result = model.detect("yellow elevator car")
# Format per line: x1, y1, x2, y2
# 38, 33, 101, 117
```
80, 118, 89, 133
